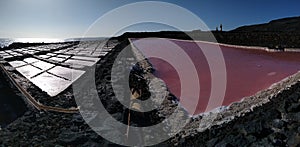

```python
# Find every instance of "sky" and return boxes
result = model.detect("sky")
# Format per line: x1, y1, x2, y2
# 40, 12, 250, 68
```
0, 0, 299, 39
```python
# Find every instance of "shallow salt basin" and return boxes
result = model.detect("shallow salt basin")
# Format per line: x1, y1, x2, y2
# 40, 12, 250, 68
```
130, 38, 300, 115
8, 57, 87, 97
1, 41, 115, 98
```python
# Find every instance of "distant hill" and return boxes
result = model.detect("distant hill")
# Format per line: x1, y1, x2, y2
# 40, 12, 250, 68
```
232, 16, 300, 32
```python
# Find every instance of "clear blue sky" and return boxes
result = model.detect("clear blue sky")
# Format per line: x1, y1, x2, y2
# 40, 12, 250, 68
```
0, 0, 299, 38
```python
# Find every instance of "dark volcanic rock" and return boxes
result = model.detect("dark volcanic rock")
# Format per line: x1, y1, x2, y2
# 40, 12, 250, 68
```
232, 16, 300, 33
58, 130, 88, 145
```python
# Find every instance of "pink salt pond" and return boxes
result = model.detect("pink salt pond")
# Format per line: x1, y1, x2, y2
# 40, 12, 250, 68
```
130, 38, 300, 115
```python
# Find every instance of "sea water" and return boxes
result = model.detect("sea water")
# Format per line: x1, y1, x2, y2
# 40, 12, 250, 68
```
0, 38, 14, 48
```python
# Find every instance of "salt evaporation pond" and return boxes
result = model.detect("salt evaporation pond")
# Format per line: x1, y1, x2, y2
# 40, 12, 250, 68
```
131, 38, 300, 115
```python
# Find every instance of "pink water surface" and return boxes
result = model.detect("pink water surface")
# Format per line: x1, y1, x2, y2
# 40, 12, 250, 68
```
131, 38, 300, 115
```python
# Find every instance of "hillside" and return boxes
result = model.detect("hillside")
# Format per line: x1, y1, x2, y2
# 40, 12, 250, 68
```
232, 16, 300, 32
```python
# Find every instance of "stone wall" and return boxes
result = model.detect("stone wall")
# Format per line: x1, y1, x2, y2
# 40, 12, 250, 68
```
118, 31, 300, 49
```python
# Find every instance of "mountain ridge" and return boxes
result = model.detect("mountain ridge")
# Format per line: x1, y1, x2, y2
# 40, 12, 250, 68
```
231, 16, 300, 32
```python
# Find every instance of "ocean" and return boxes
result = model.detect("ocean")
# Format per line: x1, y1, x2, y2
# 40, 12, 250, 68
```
0, 38, 66, 49
0, 37, 107, 49
0, 38, 14, 48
